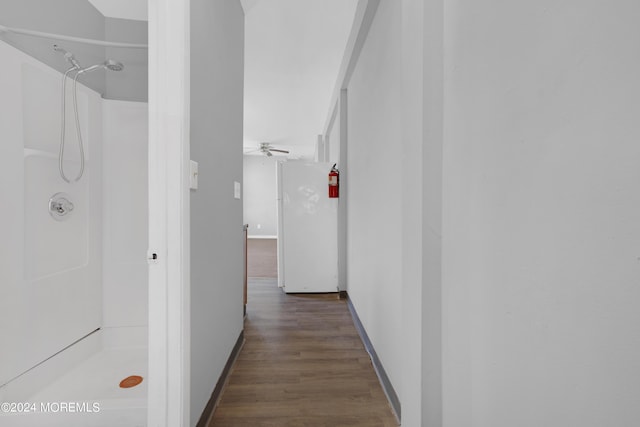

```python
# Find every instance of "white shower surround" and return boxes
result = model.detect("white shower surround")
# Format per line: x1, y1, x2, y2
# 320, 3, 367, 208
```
0, 40, 102, 392
0, 39, 148, 425
102, 99, 149, 330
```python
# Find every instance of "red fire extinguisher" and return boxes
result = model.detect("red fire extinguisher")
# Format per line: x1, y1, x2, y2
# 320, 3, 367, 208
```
329, 164, 339, 198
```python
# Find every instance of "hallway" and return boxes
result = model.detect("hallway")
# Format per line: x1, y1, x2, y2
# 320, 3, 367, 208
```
207, 278, 398, 426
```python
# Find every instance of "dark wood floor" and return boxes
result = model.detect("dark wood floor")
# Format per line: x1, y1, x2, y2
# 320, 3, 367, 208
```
247, 238, 278, 279
207, 279, 399, 427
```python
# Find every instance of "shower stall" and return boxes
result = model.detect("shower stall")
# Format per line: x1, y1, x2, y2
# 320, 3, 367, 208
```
0, 14, 149, 427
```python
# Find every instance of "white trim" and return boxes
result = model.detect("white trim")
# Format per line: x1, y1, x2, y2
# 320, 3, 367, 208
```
0, 24, 148, 49
325, 100, 339, 140
148, 0, 190, 425
276, 162, 285, 288
247, 235, 278, 239
322, 0, 380, 135
337, 89, 349, 292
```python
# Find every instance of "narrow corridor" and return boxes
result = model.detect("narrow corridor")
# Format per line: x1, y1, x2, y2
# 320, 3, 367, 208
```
207, 278, 398, 426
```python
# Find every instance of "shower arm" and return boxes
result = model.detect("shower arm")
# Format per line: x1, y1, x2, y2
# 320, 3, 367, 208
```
53, 45, 81, 69
0, 24, 147, 49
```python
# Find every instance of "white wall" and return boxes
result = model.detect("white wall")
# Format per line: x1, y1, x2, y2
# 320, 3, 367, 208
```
189, 0, 245, 424
243, 155, 278, 237
102, 100, 148, 330
346, 0, 403, 403
326, 1, 640, 425
441, 1, 640, 426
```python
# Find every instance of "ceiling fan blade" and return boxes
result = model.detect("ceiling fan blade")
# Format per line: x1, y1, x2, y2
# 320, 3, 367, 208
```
269, 149, 290, 153
244, 148, 261, 153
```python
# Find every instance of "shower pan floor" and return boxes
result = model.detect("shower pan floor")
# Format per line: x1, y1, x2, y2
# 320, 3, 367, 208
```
6, 345, 147, 427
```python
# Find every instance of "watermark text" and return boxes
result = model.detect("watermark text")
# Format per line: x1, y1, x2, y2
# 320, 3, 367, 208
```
1, 402, 100, 414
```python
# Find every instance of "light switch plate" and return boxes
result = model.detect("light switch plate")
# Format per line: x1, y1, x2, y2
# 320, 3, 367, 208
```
190, 160, 198, 190
234, 181, 241, 199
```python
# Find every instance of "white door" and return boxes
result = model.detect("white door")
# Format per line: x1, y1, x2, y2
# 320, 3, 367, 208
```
277, 162, 338, 293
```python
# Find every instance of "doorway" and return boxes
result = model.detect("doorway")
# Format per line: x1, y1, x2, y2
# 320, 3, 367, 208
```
243, 154, 280, 281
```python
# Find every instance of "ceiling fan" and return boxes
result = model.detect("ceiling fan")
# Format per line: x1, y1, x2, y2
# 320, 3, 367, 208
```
245, 142, 290, 157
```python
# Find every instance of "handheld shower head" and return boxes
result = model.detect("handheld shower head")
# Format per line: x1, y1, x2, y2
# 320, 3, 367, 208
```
77, 59, 125, 75
104, 59, 124, 71
58, 56, 124, 184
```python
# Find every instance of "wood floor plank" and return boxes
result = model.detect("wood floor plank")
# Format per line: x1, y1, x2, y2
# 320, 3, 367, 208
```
247, 239, 278, 278
207, 279, 398, 426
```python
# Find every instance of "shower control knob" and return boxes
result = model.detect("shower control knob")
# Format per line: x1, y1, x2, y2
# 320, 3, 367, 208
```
53, 199, 72, 213
49, 193, 75, 221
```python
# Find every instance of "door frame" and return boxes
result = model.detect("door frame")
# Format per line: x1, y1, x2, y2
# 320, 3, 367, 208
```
148, 0, 191, 425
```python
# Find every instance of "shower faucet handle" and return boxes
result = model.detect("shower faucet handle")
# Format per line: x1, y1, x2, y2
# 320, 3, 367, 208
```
49, 193, 74, 220
53, 198, 73, 213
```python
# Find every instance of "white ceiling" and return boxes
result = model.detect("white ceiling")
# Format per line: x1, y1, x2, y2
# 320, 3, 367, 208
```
243, 0, 358, 159
87, 0, 147, 21
86, 0, 358, 160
